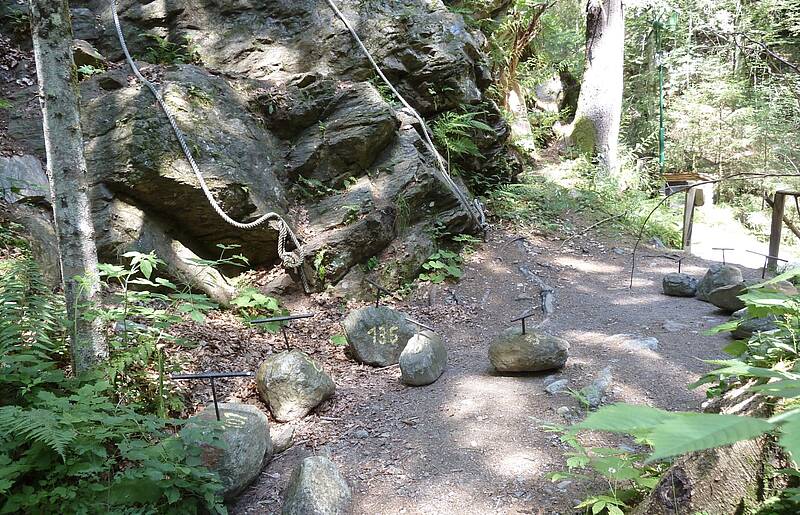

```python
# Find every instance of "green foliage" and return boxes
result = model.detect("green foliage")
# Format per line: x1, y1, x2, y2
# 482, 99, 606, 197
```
77, 64, 105, 79
342, 204, 361, 225
295, 176, 337, 200
362, 256, 379, 272
314, 249, 328, 283
140, 33, 201, 65
0, 258, 226, 514
329, 334, 348, 347
419, 249, 463, 284
487, 162, 683, 247
548, 427, 665, 515
432, 109, 495, 161
231, 287, 285, 332
0, 98, 11, 109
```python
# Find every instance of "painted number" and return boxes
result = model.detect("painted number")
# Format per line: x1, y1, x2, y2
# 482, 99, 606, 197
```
367, 325, 399, 345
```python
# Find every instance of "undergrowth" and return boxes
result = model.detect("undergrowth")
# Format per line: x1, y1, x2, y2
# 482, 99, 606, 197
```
0, 256, 227, 514
486, 159, 682, 247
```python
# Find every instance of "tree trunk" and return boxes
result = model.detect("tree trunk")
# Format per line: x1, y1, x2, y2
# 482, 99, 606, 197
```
633, 383, 789, 514
28, 0, 107, 373
569, 0, 625, 176
504, 79, 537, 153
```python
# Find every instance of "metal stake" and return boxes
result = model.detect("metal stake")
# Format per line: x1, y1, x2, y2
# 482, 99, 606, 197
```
171, 371, 254, 421
406, 317, 435, 332
365, 278, 391, 307
746, 250, 788, 279
250, 313, 316, 351
712, 247, 734, 264
511, 310, 537, 335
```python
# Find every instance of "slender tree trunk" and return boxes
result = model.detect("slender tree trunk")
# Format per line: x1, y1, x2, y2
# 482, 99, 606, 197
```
569, 0, 625, 176
28, 0, 107, 373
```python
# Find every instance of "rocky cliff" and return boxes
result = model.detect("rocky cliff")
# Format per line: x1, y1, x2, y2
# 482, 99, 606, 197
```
1, 0, 514, 299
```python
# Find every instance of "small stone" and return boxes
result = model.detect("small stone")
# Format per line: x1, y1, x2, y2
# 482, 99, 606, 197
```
256, 350, 335, 422
556, 406, 571, 416
272, 424, 295, 454
353, 428, 369, 439
611, 334, 659, 352
662, 320, 688, 332
399, 330, 447, 386
72, 39, 106, 68
696, 264, 743, 301
489, 327, 569, 373
187, 403, 273, 500
662, 273, 698, 297
342, 306, 416, 366
612, 247, 626, 255
731, 308, 779, 339
282, 456, 352, 515
581, 366, 613, 409
544, 379, 569, 394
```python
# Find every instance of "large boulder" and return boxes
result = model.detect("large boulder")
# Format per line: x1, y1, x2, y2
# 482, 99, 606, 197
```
696, 264, 743, 301
342, 306, 416, 366
488, 327, 569, 373
256, 350, 335, 422
6, 0, 516, 294
282, 456, 352, 515
399, 330, 447, 386
189, 403, 273, 500
707, 283, 748, 313
662, 272, 698, 297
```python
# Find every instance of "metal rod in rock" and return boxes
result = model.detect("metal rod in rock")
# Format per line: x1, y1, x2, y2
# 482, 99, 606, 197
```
365, 278, 392, 307
712, 247, 734, 265
511, 310, 537, 334
249, 312, 316, 351
406, 317, 435, 332
171, 371, 254, 421
746, 250, 788, 278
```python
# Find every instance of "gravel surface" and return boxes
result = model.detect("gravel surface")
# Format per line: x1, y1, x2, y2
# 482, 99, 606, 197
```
170, 222, 761, 515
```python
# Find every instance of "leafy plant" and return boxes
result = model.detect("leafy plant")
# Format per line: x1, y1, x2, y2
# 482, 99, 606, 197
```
342, 204, 361, 225
0, 98, 11, 109
314, 249, 328, 283
419, 250, 463, 284
231, 287, 285, 332
77, 64, 104, 79
329, 334, 348, 347
432, 109, 494, 162
140, 33, 201, 65
362, 256, 379, 272
0, 257, 227, 514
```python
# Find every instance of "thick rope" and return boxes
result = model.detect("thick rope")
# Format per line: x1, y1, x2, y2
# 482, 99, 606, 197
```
110, 0, 307, 286
323, 0, 487, 229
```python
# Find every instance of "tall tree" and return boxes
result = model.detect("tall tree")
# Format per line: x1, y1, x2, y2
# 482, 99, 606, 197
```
569, 0, 625, 175
28, 0, 107, 373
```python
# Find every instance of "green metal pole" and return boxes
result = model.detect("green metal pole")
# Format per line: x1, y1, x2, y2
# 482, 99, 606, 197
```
657, 23, 666, 176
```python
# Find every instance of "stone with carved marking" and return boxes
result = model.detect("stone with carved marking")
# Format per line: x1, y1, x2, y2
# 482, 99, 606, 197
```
342, 306, 416, 366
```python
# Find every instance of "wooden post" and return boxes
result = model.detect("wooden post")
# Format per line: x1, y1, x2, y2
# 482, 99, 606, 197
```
768, 192, 786, 271
682, 187, 697, 250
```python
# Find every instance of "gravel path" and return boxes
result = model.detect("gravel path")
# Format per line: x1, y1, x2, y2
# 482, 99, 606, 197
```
217, 222, 763, 515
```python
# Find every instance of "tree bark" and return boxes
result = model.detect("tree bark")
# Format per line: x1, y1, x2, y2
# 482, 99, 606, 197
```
633, 383, 788, 514
569, 0, 625, 176
28, 0, 107, 373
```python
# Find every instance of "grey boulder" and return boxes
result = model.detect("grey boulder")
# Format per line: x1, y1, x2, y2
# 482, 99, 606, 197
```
731, 308, 779, 340
489, 327, 569, 373
662, 273, 698, 297
189, 403, 273, 500
581, 366, 613, 409
707, 283, 748, 313
399, 330, 447, 386
342, 306, 416, 366
696, 264, 743, 301
283, 456, 352, 515
256, 350, 335, 422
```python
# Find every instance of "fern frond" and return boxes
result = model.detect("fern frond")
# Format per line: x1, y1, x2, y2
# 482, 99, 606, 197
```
0, 406, 76, 459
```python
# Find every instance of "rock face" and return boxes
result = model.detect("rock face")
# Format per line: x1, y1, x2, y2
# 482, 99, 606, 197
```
707, 283, 748, 313
282, 456, 352, 515
399, 330, 447, 386
256, 350, 335, 422
488, 327, 569, 373
342, 306, 416, 366
6, 0, 516, 294
696, 264, 744, 301
189, 403, 273, 500
662, 273, 698, 297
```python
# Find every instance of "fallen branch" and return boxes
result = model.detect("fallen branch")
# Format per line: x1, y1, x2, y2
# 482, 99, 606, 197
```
558, 212, 626, 249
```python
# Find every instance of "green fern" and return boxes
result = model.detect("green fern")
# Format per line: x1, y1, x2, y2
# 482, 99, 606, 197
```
432, 109, 495, 160
0, 406, 76, 459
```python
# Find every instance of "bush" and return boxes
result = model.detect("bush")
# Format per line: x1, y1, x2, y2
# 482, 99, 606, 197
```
0, 257, 227, 514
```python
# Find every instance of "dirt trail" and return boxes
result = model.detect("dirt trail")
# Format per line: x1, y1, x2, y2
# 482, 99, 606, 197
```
218, 222, 765, 515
